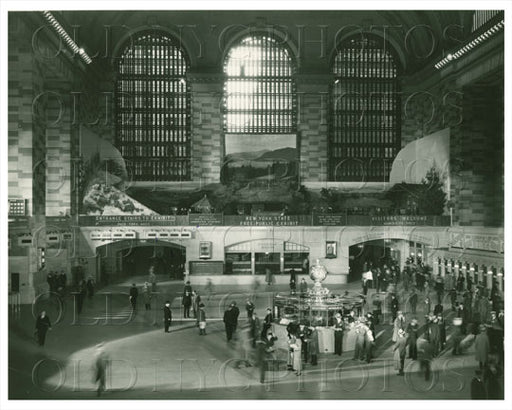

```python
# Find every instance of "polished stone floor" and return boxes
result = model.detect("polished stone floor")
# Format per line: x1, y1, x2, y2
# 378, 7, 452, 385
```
8, 277, 498, 400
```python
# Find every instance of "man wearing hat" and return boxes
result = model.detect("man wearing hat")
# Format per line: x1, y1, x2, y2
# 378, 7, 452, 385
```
332, 313, 344, 356
163, 301, 172, 333
223, 302, 239, 342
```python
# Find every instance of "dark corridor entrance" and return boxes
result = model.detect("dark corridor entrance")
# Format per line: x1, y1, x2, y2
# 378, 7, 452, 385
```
348, 240, 400, 283
121, 245, 185, 279
97, 241, 186, 284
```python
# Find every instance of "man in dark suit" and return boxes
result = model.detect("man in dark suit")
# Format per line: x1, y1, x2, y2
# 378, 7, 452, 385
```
129, 283, 138, 311
223, 303, 239, 342
163, 301, 172, 333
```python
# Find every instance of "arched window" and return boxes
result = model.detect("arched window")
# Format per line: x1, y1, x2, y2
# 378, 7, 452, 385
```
330, 34, 401, 182
115, 31, 190, 181
223, 35, 296, 133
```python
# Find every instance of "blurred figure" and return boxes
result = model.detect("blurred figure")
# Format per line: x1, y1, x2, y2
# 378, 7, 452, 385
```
35, 311, 52, 346
129, 283, 138, 311
470, 370, 486, 400
86, 277, 95, 299
142, 282, 151, 310
393, 329, 407, 375
163, 301, 172, 333
198, 303, 207, 335
474, 324, 490, 370
299, 278, 308, 295
93, 342, 108, 397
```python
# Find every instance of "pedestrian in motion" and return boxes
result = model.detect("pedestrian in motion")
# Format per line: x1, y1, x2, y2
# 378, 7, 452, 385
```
93, 342, 108, 397
35, 311, 52, 346
223, 302, 239, 342
198, 303, 207, 335
163, 301, 172, 333
129, 283, 138, 311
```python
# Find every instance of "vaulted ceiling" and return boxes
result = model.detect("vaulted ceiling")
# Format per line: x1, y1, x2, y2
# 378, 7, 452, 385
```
41, 10, 473, 76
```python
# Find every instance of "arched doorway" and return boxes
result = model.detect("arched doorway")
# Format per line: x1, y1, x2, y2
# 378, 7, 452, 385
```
96, 240, 186, 284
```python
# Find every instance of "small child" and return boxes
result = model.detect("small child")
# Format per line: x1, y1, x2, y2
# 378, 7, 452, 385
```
198, 303, 206, 335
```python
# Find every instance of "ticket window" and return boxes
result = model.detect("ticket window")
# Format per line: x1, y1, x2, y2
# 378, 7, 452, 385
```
284, 252, 309, 272
255, 252, 280, 275
225, 252, 251, 275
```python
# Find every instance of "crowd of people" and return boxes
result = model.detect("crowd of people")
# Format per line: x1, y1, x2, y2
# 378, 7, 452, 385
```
37, 258, 503, 397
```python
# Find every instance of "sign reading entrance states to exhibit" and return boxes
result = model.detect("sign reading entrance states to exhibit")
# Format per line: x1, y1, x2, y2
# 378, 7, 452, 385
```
79, 215, 179, 226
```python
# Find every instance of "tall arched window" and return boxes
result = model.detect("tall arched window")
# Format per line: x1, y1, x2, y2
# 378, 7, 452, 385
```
330, 34, 401, 182
115, 31, 190, 181
223, 35, 296, 133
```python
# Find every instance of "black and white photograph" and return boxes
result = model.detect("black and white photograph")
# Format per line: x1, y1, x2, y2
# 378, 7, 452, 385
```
1, 1, 510, 409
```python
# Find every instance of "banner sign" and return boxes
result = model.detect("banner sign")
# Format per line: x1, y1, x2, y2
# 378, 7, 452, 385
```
189, 214, 224, 226
313, 214, 347, 226
79, 215, 178, 226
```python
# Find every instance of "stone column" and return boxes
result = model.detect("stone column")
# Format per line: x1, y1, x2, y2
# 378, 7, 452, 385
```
295, 74, 331, 183
188, 73, 223, 184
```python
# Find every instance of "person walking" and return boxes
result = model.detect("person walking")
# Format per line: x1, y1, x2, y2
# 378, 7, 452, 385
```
289, 332, 303, 376
365, 329, 375, 363
129, 283, 138, 311
333, 313, 344, 356
245, 299, 255, 320
249, 312, 261, 347
392, 311, 406, 343
93, 342, 108, 397
142, 282, 151, 310
299, 278, 308, 295
406, 318, 419, 360
86, 277, 95, 299
390, 294, 399, 323
309, 324, 319, 366
163, 301, 172, 332
35, 311, 52, 346
148, 266, 157, 292
418, 337, 434, 380
198, 303, 207, 335
223, 302, 239, 342
261, 307, 273, 338
182, 288, 192, 318
474, 325, 490, 370
265, 268, 273, 286
393, 329, 407, 375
